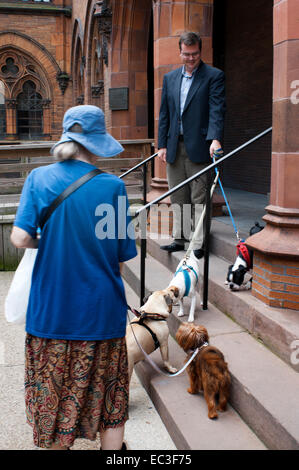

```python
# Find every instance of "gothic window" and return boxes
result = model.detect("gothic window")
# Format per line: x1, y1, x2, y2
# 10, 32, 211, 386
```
0, 80, 6, 138
17, 80, 43, 140
1, 58, 19, 77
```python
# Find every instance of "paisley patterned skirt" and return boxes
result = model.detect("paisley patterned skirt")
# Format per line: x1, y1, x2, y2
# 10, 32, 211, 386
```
25, 334, 129, 449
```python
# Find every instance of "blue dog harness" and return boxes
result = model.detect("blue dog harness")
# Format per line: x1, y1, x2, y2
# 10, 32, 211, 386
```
174, 264, 199, 297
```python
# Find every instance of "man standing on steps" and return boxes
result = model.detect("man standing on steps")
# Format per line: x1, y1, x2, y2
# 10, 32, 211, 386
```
158, 31, 225, 257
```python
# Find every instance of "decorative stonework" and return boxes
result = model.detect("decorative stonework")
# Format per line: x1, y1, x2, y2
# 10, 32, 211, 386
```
94, 1, 112, 67
91, 79, 104, 97
5, 98, 17, 108
56, 71, 70, 95
41, 99, 51, 109
76, 94, 84, 105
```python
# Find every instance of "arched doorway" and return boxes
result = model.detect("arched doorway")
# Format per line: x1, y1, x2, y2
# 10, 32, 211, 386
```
213, 0, 273, 195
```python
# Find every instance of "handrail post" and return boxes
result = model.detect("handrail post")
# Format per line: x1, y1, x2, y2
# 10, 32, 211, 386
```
202, 171, 212, 310
140, 161, 148, 306
142, 161, 147, 206
140, 236, 146, 307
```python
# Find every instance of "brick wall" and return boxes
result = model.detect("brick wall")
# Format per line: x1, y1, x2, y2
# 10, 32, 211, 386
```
253, 253, 299, 310
214, 0, 273, 195
0, 9, 72, 140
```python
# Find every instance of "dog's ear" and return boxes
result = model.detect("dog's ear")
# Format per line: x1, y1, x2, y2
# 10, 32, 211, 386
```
164, 294, 173, 306
238, 265, 247, 273
164, 294, 174, 313
143, 292, 152, 304
169, 286, 179, 298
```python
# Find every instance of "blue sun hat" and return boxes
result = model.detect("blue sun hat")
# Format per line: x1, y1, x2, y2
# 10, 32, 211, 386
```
51, 105, 124, 157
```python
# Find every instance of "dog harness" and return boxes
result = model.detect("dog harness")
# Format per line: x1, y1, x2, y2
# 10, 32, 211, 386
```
236, 240, 252, 269
128, 306, 166, 351
175, 264, 199, 297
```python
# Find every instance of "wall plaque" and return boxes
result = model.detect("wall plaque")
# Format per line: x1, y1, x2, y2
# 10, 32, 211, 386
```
109, 87, 129, 110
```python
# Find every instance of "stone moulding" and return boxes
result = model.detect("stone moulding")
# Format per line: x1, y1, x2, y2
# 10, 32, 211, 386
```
0, 4, 72, 17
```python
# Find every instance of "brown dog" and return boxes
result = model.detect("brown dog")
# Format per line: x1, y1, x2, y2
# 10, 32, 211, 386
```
175, 323, 231, 419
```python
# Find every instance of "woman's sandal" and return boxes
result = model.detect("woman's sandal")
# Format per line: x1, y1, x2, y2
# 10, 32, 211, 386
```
100, 442, 127, 450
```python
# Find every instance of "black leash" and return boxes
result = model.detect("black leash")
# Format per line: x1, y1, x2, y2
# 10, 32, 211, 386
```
39, 168, 104, 230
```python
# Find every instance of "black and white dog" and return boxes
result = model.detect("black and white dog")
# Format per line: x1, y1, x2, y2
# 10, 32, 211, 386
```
226, 222, 264, 291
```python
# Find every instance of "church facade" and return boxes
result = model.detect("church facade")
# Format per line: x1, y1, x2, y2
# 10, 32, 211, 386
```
0, 0, 298, 310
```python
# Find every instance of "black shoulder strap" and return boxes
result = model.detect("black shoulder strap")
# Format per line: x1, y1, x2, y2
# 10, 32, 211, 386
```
39, 168, 103, 230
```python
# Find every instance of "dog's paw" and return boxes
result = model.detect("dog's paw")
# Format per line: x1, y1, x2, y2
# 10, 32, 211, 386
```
187, 317, 194, 323
164, 362, 178, 374
177, 311, 185, 317
208, 411, 218, 420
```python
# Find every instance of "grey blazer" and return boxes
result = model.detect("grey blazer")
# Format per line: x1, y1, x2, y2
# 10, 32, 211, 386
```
158, 61, 226, 164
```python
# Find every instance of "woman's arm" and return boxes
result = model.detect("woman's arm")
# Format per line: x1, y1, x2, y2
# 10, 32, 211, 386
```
10, 226, 39, 249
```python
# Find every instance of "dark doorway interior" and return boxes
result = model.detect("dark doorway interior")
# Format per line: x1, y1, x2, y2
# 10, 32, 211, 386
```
147, 9, 154, 139
213, 0, 273, 194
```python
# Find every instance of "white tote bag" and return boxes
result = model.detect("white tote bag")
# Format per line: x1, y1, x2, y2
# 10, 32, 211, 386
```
4, 248, 38, 325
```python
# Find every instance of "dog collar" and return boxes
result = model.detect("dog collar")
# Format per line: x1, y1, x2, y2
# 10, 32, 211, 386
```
187, 341, 209, 355
175, 265, 199, 297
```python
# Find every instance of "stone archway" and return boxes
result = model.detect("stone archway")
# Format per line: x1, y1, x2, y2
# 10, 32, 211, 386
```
0, 41, 55, 139
0, 31, 66, 139
71, 20, 85, 105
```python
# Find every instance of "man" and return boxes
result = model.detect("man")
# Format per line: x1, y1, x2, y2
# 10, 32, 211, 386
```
158, 31, 225, 257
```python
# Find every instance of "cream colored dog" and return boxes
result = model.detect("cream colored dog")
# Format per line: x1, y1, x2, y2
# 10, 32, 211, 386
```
126, 289, 178, 380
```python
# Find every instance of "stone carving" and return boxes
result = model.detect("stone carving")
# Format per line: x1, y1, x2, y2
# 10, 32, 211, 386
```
91, 79, 104, 98
94, 1, 112, 67
56, 71, 70, 95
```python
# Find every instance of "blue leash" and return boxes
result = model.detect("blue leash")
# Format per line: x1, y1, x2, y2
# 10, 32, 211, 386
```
213, 149, 241, 241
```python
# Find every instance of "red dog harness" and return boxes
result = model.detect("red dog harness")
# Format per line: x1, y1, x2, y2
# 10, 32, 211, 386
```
236, 241, 252, 269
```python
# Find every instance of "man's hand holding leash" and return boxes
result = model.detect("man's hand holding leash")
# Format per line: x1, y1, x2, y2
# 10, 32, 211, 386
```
210, 140, 222, 158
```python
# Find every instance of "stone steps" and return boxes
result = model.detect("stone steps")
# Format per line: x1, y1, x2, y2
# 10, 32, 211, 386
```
144, 232, 299, 373
125, 282, 266, 450
122, 244, 299, 450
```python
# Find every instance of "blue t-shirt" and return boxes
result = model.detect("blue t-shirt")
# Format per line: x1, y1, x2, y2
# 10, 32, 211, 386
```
14, 159, 137, 340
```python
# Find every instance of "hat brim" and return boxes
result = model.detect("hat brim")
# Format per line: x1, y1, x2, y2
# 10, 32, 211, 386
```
51, 131, 124, 158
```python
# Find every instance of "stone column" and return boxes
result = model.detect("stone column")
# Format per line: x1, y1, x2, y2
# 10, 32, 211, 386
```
246, 0, 299, 310
5, 99, 17, 140
42, 99, 51, 138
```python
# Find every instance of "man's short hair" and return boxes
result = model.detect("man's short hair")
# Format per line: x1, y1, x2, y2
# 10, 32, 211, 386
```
179, 32, 202, 51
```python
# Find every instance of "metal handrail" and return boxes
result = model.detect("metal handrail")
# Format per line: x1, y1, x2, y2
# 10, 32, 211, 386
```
119, 152, 158, 179
127, 127, 272, 307
134, 127, 272, 216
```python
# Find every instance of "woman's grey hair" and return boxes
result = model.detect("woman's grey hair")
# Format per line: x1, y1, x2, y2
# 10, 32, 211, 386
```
52, 141, 80, 161
52, 123, 84, 161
